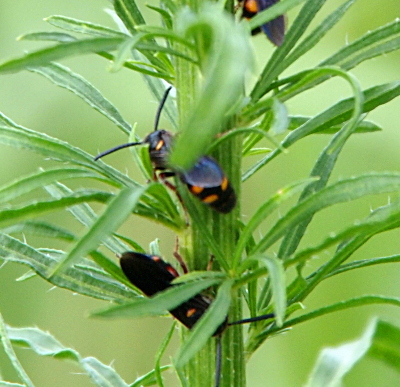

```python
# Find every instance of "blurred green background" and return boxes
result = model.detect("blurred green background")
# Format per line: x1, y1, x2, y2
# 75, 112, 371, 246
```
1, 0, 400, 386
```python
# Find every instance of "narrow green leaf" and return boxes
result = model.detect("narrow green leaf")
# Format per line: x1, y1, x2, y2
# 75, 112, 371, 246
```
0, 190, 112, 229
4, 321, 130, 387
270, 98, 289, 135
287, 199, 400, 269
288, 116, 382, 134
0, 314, 34, 387
19, 32, 76, 43
278, 68, 363, 259
45, 15, 126, 37
29, 63, 132, 134
170, 4, 254, 169
50, 186, 147, 276
2, 221, 76, 242
0, 122, 136, 188
81, 357, 129, 387
321, 19, 400, 69
368, 320, 400, 370
93, 277, 223, 319
1, 234, 134, 302
244, 148, 271, 156
114, 233, 145, 253
146, 5, 173, 30
173, 270, 226, 285
109, 35, 143, 72
0, 168, 102, 204
154, 323, 176, 387
146, 183, 182, 224
135, 25, 195, 48
44, 183, 131, 255
174, 279, 233, 368
112, 0, 177, 127
248, 0, 306, 31
0, 112, 25, 128
261, 21, 400, 99
251, 0, 327, 101
19, 28, 172, 79
338, 37, 400, 71
6, 326, 80, 361
89, 250, 132, 289
0, 37, 124, 74
130, 366, 171, 387
208, 126, 277, 155
328, 255, 400, 278
233, 178, 317, 267
291, 195, 400, 306
278, 0, 356, 76
246, 255, 286, 326
244, 81, 400, 181
248, 296, 400, 354
159, 0, 177, 14
252, 173, 400, 255
114, 0, 147, 34
307, 319, 400, 387
0, 382, 25, 386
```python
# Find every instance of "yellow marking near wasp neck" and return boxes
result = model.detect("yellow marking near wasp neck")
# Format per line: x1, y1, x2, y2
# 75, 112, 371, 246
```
155, 140, 164, 151
186, 308, 197, 318
245, 0, 258, 13
202, 194, 219, 203
190, 185, 204, 194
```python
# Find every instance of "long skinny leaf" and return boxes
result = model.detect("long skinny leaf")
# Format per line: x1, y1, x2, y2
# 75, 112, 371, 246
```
251, 0, 327, 101
170, 4, 254, 169
243, 81, 400, 181
0, 234, 133, 302
93, 277, 223, 319
0, 314, 35, 387
81, 357, 129, 387
0, 190, 112, 229
233, 178, 317, 267
45, 15, 126, 37
29, 63, 132, 134
252, 173, 400, 255
307, 319, 400, 386
321, 19, 400, 69
244, 255, 286, 326
0, 168, 102, 204
174, 279, 233, 368
50, 186, 147, 276
0, 37, 125, 74
287, 199, 400, 269
248, 0, 306, 31
278, 0, 356, 73
247, 296, 400, 354
4, 322, 130, 387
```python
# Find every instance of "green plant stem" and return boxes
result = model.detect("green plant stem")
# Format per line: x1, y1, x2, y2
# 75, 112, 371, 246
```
174, 32, 217, 387
173, 0, 245, 382
212, 119, 244, 386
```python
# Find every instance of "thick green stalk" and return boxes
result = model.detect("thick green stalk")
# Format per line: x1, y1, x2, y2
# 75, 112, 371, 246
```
174, 30, 217, 387
212, 121, 244, 387
173, 0, 245, 384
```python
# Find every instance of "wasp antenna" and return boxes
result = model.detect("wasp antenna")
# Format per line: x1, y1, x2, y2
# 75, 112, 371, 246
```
154, 86, 173, 131
94, 142, 142, 161
214, 334, 222, 387
228, 313, 274, 326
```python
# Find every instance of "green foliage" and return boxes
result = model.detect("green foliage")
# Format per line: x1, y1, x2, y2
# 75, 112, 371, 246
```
0, 0, 400, 386
307, 319, 400, 386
